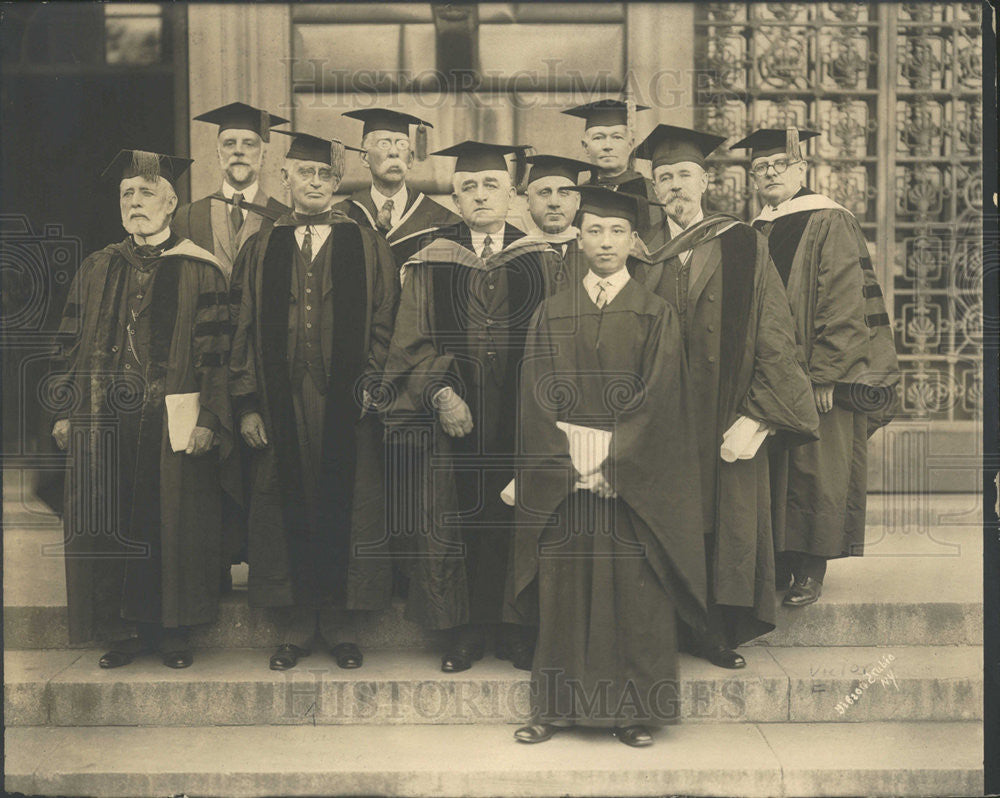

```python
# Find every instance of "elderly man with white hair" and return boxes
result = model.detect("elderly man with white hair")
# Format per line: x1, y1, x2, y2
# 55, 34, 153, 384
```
229, 130, 399, 672
51, 150, 235, 670
383, 140, 555, 674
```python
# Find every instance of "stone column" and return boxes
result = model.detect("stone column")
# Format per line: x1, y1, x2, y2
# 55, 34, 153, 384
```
187, 5, 293, 202
626, 3, 695, 128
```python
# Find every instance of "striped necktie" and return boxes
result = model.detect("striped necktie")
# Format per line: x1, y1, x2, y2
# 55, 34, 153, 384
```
595, 279, 611, 309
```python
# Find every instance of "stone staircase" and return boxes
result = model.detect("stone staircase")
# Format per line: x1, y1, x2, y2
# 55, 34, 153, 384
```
2, 485, 985, 797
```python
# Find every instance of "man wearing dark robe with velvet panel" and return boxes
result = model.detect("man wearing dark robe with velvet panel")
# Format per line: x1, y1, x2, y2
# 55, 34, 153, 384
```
333, 108, 460, 272
383, 141, 554, 673
633, 125, 819, 668
508, 186, 707, 747
172, 102, 290, 591
51, 150, 234, 670
228, 130, 399, 671
732, 128, 899, 608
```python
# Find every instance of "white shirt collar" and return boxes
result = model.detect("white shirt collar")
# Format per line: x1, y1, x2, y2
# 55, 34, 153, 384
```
292, 208, 334, 260
666, 207, 703, 263
222, 180, 259, 201
371, 183, 406, 209
132, 225, 172, 248
470, 225, 505, 258
583, 266, 630, 307
666, 207, 704, 239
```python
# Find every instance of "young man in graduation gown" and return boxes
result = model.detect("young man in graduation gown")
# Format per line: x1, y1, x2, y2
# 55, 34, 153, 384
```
731, 128, 899, 607
172, 102, 290, 280
50, 150, 234, 669
508, 186, 707, 747
229, 130, 400, 671
523, 154, 590, 293
633, 125, 819, 667
172, 102, 290, 592
333, 108, 459, 269
562, 99, 665, 244
383, 141, 554, 673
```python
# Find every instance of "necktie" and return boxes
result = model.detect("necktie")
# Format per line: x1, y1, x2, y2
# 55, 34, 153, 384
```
301, 226, 313, 263
480, 234, 494, 259
231, 193, 244, 233
595, 279, 610, 309
376, 199, 394, 233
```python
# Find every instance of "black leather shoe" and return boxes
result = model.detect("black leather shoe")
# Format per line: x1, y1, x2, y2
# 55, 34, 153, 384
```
614, 725, 653, 747
269, 643, 311, 671
783, 576, 823, 607
508, 642, 534, 671
514, 724, 560, 743
331, 642, 363, 669
697, 643, 746, 669
162, 650, 193, 669
98, 650, 134, 669
441, 645, 484, 673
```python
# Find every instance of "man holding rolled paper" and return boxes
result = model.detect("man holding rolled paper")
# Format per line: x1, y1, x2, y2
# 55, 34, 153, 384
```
633, 125, 819, 668
732, 127, 899, 607
172, 101, 291, 592
508, 185, 707, 747
50, 150, 234, 669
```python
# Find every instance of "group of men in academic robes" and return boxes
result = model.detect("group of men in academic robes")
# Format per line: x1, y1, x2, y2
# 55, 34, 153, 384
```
50, 94, 898, 747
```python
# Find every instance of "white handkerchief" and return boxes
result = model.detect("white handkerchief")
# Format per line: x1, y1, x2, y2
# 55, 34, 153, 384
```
500, 478, 516, 507
556, 421, 612, 477
165, 392, 200, 453
720, 415, 770, 463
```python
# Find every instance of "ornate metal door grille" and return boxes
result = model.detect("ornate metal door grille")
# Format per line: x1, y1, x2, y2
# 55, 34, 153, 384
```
694, 2, 983, 425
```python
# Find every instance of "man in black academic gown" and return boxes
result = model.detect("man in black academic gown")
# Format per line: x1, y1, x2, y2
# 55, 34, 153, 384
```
383, 141, 553, 673
562, 99, 665, 244
52, 150, 234, 669
172, 102, 291, 588
508, 186, 707, 747
730, 128, 899, 607
632, 125, 819, 668
334, 108, 459, 270
523, 154, 591, 292
229, 130, 399, 671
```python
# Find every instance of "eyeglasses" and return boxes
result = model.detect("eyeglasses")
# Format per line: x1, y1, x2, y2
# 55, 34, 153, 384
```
750, 158, 801, 178
373, 138, 411, 151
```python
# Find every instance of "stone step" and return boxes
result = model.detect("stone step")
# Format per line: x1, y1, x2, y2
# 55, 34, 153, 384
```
3, 721, 984, 797
4, 645, 982, 727
4, 494, 983, 649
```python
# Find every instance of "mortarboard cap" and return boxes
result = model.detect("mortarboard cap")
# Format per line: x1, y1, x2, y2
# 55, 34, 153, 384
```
192, 102, 290, 143
561, 99, 650, 129
102, 149, 193, 185
567, 185, 662, 229
342, 108, 432, 137
635, 124, 726, 170
729, 127, 820, 161
273, 129, 363, 166
525, 154, 592, 185
433, 140, 529, 174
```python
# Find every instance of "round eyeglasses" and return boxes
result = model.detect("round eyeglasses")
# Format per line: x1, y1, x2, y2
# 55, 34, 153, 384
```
373, 138, 411, 151
750, 158, 801, 178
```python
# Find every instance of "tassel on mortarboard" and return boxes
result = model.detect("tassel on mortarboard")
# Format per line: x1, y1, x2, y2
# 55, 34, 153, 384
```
130, 150, 162, 183
259, 109, 271, 143
330, 139, 346, 180
513, 145, 534, 194
416, 122, 428, 161
786, 127, 801, 161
